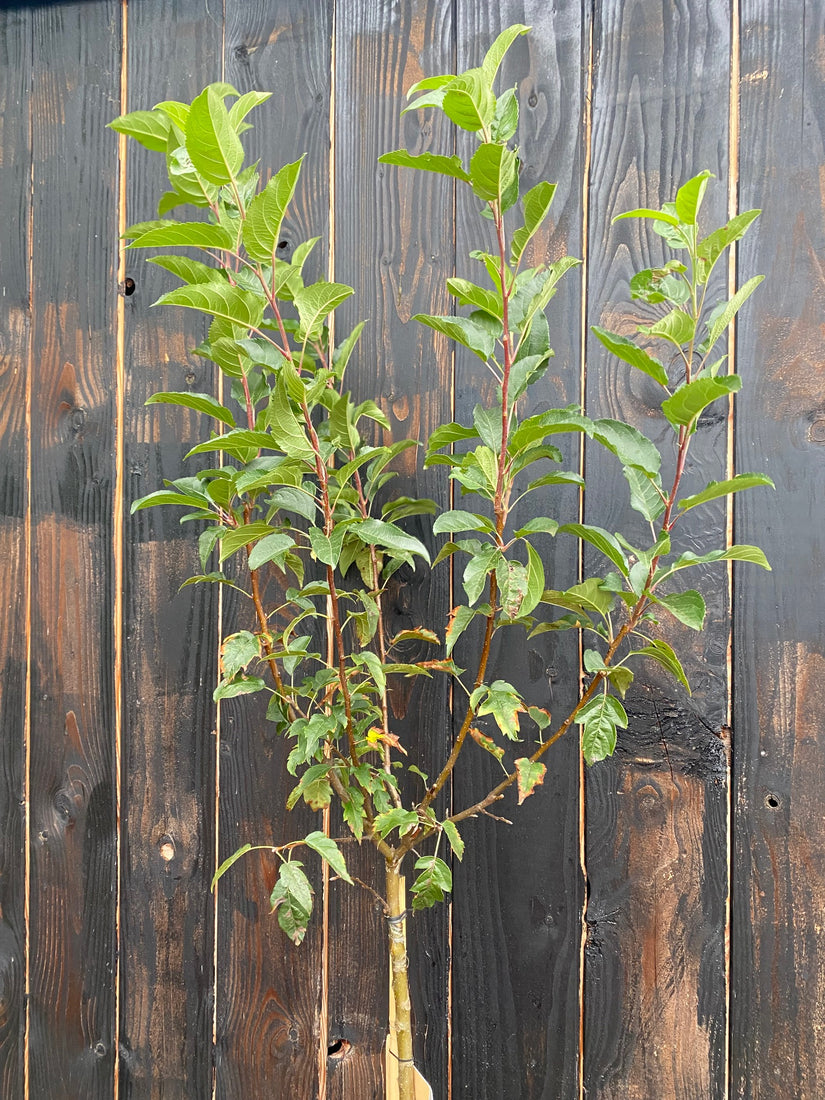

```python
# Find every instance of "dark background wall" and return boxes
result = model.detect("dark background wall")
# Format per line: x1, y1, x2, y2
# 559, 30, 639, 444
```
0, 1, 823, 1097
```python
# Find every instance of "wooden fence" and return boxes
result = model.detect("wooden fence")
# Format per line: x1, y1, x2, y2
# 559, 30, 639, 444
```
0, 0, 823, 1096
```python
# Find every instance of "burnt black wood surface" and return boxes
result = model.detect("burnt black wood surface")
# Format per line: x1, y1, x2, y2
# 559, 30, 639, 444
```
0, 9, 30, 1097
120, 2, 222, 1095
332, 3, 454, 1095
215, 4, 332, 1097
732, 1, 825, 1095
27, 4, 121, 1097
450, 4, 587, 1097
0, 1, 821, 1097
583, 2, 734, 1096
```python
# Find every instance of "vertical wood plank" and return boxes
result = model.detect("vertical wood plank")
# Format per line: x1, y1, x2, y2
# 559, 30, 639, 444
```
332, 2, 454, 1096
583, 2, 733, 1096
732, 2, 825, 1095
27, 4, 122, 1097
450, 4, 587, 1097
119, 1, 223, 1095
214, 4, 332, 1097
0, 7, 32, 1097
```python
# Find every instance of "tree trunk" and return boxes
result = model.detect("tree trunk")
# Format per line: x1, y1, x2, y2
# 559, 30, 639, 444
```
385, 859, 414, 1100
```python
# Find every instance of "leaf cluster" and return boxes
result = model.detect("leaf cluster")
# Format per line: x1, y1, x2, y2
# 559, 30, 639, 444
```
113, 25, 770, 937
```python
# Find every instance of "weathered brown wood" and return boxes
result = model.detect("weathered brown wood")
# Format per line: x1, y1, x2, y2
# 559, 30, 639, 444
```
213, 4, 333, 1097
583, 2, 733, 1096
450, 4, 587, 1097
0, 8, 31, 1097
118, 1, 223, 1094
331, 3, 454, 1096
732, 2, 825, 1095
27, 6, 122, 1095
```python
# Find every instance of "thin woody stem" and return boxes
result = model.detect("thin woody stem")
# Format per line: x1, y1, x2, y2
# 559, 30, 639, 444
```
441, 410, 697, 829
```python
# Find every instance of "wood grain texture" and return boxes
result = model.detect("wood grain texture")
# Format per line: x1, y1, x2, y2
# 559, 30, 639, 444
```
214, 4, 332, 1097
27, 4, 122, 1097
732, 2, 825, 1095
583, 1, 733, 1095
449, 4, 588, 1098
0, 8, 31, 1096
331, 3, 455, 1096
118, 2, 223, 1095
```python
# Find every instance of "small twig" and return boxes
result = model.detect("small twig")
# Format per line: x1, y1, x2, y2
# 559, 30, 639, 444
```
351, 876, 389, 913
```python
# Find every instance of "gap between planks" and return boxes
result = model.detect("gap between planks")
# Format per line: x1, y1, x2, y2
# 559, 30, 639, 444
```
577, 8, 595, 1098
724, 2, 741, 1097
113, 3, 130, 1098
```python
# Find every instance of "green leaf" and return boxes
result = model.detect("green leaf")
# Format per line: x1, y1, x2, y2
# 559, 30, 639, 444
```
674, 170, 714, 225
353, 518, 430, 564
576, 694, 628, 765
228, 89, 272, 129
591, 418, 661, 477
624, 466, 667, 521
304, 831, 353, 884
108, 108, 171, 152
294, 281, 355, 342
540, 577, 614, 618
491, 86, 519, 142
411, 855, 452, 910
155, 282, 264, 329
287, 764, 333, 812
212, 842, 255, 888
442, 70, 495, 132
558, 523, 629, 575
638, 308, 695, 348
198, 526, 222, 570
220, 630, 260, 678
426, 421, 480, 456
515, 758, 546, 805
145, 390, 236, 427
185, 428, 272, 462
308, 525, 346, 568
654, 544, 771, 582
612, 207, 681, 227
469, 726, 506, 762
696, 209, 761, 277
654, 589, 706, 630
373, 808, 418, 840
377, 149, 471, 181
469, 143, 518, 203
219, 521, 276, 562
446, 277, 501, 319
446, 605, 477, 656
591, 326, 669, 387
475, 680, 525, 740
247, 532, 295, 571
127, 221, 233, 251
130, 488, 209, 514
703, 275, 765, 352
481, 23, 530, 82
433, 509, 494, 535
521, 543, 546, 618
147, 254, 225, 285
661, 375, 741, 428
440, 820, 464, 861
243, 156, 305, 261
462, 546, 499, 605
414, 312, 499, 361
511, 181, 557, 264
630, 640, 691, 693
186, 85, 244, 185
514, 516, 561, 536
270, 861, 314, 945
679, 473, 774, 513
213, 675, 266, 701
